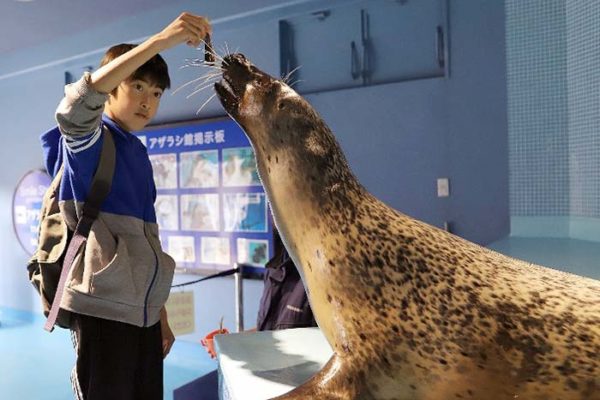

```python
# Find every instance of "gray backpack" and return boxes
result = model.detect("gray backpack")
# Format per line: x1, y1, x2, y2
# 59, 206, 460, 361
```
27, 128, 115, 331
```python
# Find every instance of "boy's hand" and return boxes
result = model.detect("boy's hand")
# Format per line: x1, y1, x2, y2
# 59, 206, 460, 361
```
160, 308, 176, 359
155, 12, 212, 50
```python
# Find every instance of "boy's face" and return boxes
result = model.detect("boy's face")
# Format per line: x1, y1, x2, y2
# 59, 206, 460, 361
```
105, 78, 164, 132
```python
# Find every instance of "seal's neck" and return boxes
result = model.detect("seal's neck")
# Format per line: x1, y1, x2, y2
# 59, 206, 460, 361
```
256, 142, 364, 248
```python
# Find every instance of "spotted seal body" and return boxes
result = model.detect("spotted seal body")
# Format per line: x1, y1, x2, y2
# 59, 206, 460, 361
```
214, 54, 599, 400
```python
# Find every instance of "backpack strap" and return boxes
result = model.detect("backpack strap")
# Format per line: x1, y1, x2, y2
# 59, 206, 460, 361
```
44, 127, 116, 332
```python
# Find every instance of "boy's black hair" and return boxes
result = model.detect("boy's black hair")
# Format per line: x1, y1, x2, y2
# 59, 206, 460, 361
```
100, 43, 171, 94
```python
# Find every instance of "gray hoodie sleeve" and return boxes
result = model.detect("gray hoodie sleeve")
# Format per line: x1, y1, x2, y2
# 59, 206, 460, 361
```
55, 72, 109, 137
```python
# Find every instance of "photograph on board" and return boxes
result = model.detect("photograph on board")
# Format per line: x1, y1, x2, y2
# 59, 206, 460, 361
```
222, 147, 261, 187
180, 194, 220, 231
237, 238, 269, 267
223, 192, 267, 232
180, 149, 219, 188
149, 153, 178, 189
155, 195, 178, 231
201, 236, 231, 266
168, 235, 196, 263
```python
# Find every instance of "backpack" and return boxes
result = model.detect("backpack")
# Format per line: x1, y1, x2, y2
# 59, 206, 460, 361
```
27, 127, 116, 331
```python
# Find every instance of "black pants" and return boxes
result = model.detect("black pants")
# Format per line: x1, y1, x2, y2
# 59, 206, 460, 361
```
70, 313, 163, 400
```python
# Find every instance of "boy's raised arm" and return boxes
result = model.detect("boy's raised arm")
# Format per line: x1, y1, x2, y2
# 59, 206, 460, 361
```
90, 13, 211, 94
56, 12, 211, 137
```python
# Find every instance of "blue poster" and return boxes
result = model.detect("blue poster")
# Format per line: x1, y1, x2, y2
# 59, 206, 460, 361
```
13, 170, 52, 256
137, 118, 274, 275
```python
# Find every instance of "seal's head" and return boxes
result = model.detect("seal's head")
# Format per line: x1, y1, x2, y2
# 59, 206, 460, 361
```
215, 53, 358, 201
214, 53, 316, 142
215, 54, 341, 158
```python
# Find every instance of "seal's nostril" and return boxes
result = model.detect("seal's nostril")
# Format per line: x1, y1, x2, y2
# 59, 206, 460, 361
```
222, 54, 235, 69
231, 53, 248, 65
222, 54, 249, 71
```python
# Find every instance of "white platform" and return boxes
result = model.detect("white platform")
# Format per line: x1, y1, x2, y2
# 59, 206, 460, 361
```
214, 327, 333, 400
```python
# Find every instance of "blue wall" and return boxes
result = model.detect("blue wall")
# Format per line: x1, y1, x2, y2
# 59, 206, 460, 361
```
506, 0, 568, 219
567, 0, 600, 219
506, 0, 600, 241
0, 0, 509, 341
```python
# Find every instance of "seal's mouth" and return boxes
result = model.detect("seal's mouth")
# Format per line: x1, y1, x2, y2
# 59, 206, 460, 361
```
215, 53, 271, 115
214, 75, 238, 114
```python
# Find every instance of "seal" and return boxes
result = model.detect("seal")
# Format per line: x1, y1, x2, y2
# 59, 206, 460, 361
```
214, 53, 600, 400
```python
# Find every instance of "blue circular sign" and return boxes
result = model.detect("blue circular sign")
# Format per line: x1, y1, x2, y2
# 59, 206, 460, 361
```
12, 169, 52, 256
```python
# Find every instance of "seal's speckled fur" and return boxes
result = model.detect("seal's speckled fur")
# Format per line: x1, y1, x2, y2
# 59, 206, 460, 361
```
215, 54, 599, 400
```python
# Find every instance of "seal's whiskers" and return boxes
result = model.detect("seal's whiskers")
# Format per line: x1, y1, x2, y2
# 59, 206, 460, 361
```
186, 81, 219, 99
191, 76, 220, 92
174, 40, 229, 98
282, 65, 302, 84
195, 93, 217, 115
286, 79, 304, 88
172, 72, 220, 96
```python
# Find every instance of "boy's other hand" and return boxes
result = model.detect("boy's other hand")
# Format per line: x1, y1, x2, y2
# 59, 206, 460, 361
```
161, 322, 175, 359
155, 12, 212, 50
160, 308, 176, 359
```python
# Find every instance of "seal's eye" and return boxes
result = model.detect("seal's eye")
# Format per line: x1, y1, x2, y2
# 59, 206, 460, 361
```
277, 102, 286, 110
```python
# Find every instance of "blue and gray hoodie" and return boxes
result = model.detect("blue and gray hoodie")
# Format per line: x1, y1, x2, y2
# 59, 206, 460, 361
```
41, 73, 175, 327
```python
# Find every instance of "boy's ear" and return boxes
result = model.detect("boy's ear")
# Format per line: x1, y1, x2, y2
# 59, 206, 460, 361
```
106, 91, 117, 107
108, 82, 123, 99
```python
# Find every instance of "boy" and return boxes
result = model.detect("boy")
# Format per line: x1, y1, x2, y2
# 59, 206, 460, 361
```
45, 12, 211, 400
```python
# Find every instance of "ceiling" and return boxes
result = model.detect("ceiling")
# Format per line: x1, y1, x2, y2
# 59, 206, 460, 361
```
1, 0, 169, 54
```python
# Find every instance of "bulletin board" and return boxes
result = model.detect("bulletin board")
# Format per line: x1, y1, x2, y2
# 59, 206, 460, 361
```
137, 117, 274, 277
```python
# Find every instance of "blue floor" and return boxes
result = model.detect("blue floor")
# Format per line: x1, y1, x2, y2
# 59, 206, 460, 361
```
488, 236, 600, 280
0, 307, 216, 400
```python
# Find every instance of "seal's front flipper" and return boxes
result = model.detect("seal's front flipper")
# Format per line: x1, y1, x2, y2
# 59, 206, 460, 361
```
269, 354, 371, 400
